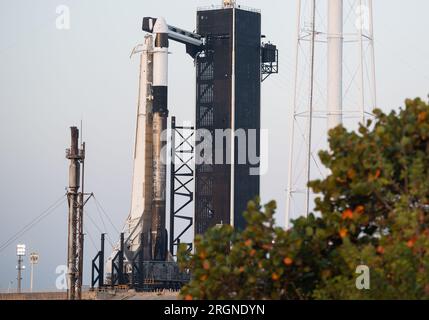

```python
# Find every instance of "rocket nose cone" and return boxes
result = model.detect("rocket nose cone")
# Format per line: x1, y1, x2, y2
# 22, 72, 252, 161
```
153, 17, 168, 34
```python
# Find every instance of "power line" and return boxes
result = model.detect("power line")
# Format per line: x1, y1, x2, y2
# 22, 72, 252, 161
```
85, 210, 114, 247
95, 203, 108, 235
0, 194, 67, 254
92, 196, 120, 234
83, 225, 98, 251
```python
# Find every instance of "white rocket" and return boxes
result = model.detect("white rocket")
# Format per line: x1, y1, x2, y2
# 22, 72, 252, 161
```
107, 16, 201, 270
114, 17, 170, 266
152, 17, 169, 113
126, 34, 154, 258
151, 17, 169, 261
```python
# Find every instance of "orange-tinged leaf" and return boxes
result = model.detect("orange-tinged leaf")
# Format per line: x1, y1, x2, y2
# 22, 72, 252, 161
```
407, 237, 417, 248
203, 260, 210, 270
376, 246, 385, 255
321, 269, 332, 279
185, 294, 193, 301
355, 205, 365, 215
375, 169, 381, 178
283, 257, 293, 266
250, 249, 256, 257
262, 244, 273, 250
418, 111, 427, 123
347, 168, 356, 179
271, 273, 280, 281
199, 251, 207, 260
339, 228, 348, 238
342, 209, 353, 220
199, 274, 208, 281
245, 239, 253, 247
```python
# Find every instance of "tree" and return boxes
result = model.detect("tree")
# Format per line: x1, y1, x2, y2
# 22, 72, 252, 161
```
311, 97, 429, 299
178, 98, 429, 300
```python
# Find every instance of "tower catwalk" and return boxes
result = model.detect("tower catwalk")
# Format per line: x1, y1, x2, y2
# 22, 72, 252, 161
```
285, 0, 377, 227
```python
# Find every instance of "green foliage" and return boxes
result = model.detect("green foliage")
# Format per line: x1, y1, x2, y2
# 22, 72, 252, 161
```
178, 199, 293, 299
178, 98, 429, 300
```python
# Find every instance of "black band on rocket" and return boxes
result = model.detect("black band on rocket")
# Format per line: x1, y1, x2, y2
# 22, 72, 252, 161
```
153, 86, 168, 115
155, 33, 169, 48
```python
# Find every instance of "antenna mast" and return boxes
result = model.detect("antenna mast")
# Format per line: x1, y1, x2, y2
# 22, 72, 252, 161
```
286, 0, 377, 227
66, 127, 87, 300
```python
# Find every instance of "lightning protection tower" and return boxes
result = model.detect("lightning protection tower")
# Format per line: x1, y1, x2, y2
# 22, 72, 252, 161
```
285, 0, 377, 227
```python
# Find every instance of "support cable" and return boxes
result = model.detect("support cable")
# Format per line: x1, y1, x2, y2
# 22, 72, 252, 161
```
0, 194, 67, 254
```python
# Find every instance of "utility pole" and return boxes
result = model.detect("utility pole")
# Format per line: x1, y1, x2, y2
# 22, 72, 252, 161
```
29, 252, 39, 292
16, 244, 26, 294
66, 127, 85, 300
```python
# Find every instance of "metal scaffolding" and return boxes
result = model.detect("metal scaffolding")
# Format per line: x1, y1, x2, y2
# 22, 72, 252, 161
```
170, 116, 194, 256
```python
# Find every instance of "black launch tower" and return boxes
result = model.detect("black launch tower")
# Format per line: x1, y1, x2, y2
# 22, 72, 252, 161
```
195, 5, 278, 234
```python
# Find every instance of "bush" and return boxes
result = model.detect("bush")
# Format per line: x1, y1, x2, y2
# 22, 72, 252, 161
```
179, 98, 429, 300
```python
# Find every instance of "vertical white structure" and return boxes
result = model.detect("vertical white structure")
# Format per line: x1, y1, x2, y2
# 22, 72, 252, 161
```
151, 17, 169, 261
285, 0, 376, 228
29, 252, 39, 292
126, 35, 154, 253
16, 244, 25, 294
123, 17, 170, 261
327, 0, 343, 130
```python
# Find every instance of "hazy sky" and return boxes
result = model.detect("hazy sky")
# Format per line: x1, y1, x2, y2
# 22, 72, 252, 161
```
0, 0, 428, 290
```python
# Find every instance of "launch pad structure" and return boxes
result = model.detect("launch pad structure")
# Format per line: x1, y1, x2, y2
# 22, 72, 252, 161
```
80, 1, 278, 294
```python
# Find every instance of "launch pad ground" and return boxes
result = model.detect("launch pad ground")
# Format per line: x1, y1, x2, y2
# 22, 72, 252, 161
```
0, 290, 179, 300
95, 290, 179, 300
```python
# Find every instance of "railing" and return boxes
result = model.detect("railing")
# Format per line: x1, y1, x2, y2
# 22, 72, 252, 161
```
197, 5, 261, 14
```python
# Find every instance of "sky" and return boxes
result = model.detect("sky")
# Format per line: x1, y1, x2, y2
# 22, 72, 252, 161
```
0, 0, 428, 290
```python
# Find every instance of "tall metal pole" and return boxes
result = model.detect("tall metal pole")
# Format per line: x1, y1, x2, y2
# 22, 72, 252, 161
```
357, 0, 365, 124
118, 233, 125, 284
99, 233, 105, 287
30, 262, 34, 292
17, 256, 22, 293
29, 252, 39, 293
327, 0, 344, 130
66, 127, 84, 300
286, 0, 377, 225
16, 244, 25, 293
368, 0, 377, 109
77, 142, 85, 300
285, 0, 302, 228
305, 0, 316, 217
170, 117, 176, 254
